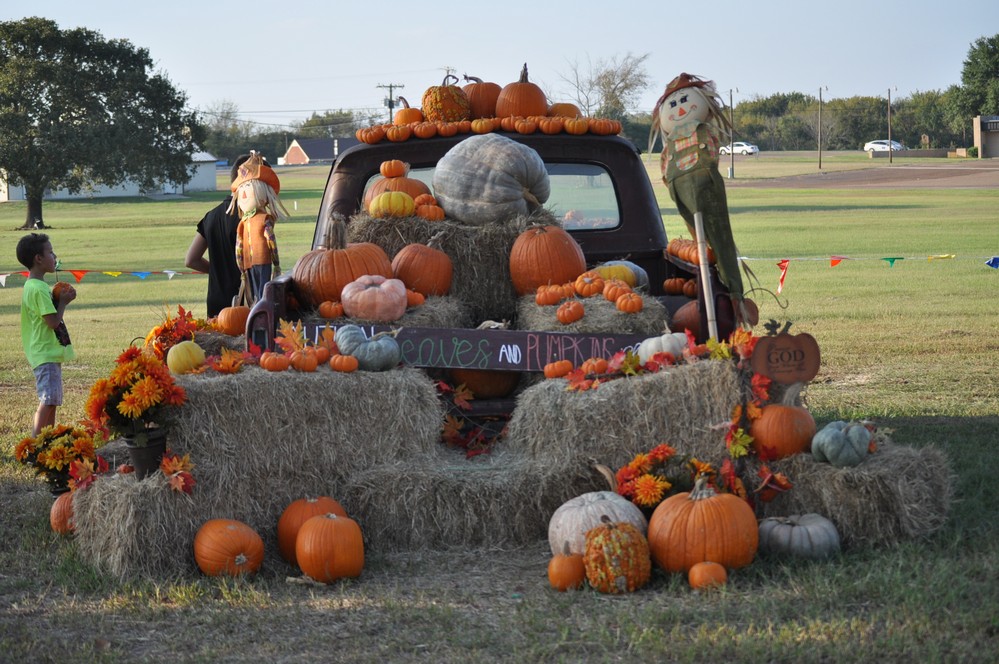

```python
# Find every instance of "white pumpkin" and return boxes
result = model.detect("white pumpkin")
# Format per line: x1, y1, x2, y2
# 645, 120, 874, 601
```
637, 331, 688, 364
547, 491, 647, 555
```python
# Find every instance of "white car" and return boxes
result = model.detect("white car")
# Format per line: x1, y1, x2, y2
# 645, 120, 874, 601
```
864, 139, 906, 152
719, 141, 759, 155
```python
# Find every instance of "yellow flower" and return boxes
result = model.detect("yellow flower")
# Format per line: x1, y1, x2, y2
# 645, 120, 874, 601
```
632, 474, 671, 507
627, 453, 653, 474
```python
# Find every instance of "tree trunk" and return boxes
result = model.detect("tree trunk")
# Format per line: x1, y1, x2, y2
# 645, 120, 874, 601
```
21, 186, 45, 230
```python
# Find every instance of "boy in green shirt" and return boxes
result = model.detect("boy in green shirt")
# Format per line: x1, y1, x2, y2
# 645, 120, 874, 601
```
16, 233, 76, 435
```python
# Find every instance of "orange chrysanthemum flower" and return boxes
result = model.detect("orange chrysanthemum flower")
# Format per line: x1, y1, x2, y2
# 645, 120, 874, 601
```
632, 474, 671, 508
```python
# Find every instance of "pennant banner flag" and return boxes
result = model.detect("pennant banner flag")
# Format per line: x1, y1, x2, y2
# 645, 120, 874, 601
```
103, 271, 122, 278
163, 270, 178, 280
987, 256, 999, 269
69, 270, 87, 283
830, 255, 848, 267
928, 254, 956, 261
131, 272, 152, 280
776, 259, 790, 294
882, 257, 904, 267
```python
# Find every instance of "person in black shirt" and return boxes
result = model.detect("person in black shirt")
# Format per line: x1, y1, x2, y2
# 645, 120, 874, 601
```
185, 155, 252, 317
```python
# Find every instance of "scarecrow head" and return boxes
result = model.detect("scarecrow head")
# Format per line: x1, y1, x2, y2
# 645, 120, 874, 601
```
228, 151, 286, 218
650, 73, 731, 143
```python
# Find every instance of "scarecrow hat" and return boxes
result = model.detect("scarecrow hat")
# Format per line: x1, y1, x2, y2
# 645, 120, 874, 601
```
231, 151, 280, 194
661, 73, 712, 99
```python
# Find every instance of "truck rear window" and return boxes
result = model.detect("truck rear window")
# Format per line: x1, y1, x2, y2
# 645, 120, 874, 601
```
363, 163, 620, 231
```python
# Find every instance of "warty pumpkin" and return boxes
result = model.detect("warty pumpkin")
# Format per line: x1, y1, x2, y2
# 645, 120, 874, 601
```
495, 63, 549, 118
277, 496, 348, 565
194, 519, 265, 577
295, 513, 365, 583
433, 133, 550, 226
340, 274, 408, 322
291, 214, 394, 308
647, 477, 758, 572
583, 515, 652, 594
509, 224, 586, 295
421, 74, 471, 123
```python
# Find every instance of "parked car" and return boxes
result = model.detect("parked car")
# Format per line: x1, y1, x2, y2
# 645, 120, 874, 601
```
863, 139, 906, 152
719, 141, 759, 155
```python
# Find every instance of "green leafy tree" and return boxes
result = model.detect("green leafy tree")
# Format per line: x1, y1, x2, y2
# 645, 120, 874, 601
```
293, 110, 361, 139
944, 35, 999, 142
0, 17, 204, 228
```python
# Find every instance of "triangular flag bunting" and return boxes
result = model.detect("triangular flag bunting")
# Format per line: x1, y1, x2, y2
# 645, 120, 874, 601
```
163, 270, 178, 280
830, 255, 848, 267
881, 257, 903, 267
69, 270, 87, 283
986, 257, 999, 269
776, 259, 790, 294
131, 272, 151, 280
103, 271, 122, 278
928, 254, 955, 261
0, 274, 8, 287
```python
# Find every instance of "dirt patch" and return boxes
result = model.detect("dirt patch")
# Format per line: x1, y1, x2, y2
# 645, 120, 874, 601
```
728, 160, 999, 189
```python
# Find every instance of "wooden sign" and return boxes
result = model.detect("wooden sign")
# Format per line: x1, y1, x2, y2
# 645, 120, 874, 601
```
750, 332, 821, 384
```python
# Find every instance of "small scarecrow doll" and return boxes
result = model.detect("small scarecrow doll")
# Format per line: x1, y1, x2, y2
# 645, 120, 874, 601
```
650, 73, 752, 329
228, 151, 289, 305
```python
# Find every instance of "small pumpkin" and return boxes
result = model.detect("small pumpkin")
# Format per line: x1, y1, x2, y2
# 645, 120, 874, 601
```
379, 159, 409, 178
216, 305, 250, 336
329, 353, 360, 373
548, 542, 586, 592
811, 421, 875, 468
615, 291, 644, 313
415, 204, 446, 221
688, 561, 727, 590
579, 357, 609, 375
355, 125, 386, 144
340, 275, 408, 322
392, 96, 423, 125
194, 519, 265, 577
495, 63, 549, 118
535, 284, 565, 306
543, 359, 574, 379
295, 513, 365, 583
334, 325, 402, 372
758, 513, 841, 560
290, 349, 319, 372
647, 477, 758, 572
50, 491, 74, 534
166, 340, 206, 375
385, 124, 412, 142
548, 490, 647, 555
563, 116, 589, 135
318, 300, 344, 319
406, 289, 425, 307
277, 497, 348, 565
750, 383, 816, 459
583, 515, 652, 594
556, 299, 584, 325
663, 277, 686, 295
573, 271, 605, 298
637, 331, 688, 364
259, 351, 290, 372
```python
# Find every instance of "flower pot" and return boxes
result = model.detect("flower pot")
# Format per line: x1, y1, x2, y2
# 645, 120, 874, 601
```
124, 428, 168, 480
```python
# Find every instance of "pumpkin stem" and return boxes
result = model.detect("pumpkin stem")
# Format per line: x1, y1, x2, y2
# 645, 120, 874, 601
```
591, 460, 618, 492
443, 73, 459, 86
397, 96, 411, 109
519, 62, 530, 83
322, 213, 349, 251
688, 476, 717, 502
781, 381, 806, 406
463, 74, 483, 84
562, 541, 572, 556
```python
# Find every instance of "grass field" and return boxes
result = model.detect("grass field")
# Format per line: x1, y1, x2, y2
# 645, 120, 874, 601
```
1, 156, 997, 662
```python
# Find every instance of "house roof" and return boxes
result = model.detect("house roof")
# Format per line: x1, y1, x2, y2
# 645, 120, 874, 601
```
287, 137, 361, 162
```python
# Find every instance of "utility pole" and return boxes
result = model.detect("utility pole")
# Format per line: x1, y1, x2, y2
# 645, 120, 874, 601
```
377, 83, 404, 123
818, 86, 827, 170
726, 88, 738, 179
887, 87, 894, 165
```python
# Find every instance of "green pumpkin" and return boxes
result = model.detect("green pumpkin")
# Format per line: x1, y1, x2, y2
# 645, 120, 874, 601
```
811, 421, 873, 467
758, 513, 841, 560
333, 325, 401, 372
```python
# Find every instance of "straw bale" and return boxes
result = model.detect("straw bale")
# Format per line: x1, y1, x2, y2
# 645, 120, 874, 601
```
743, 441, 954, 549
341, 448, 577, 552
504, 360, 742, 478
340, 296, 472, 329
193, 330, 245, 357
515, 294, 669, 336
347, 211, 557, 324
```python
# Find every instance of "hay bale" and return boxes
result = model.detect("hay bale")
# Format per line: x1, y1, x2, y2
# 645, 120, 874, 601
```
194, 330, 245, 356
504, 360, 742, 479
744, 442, 954, 549
350, 296, 472, 329
347, 211, 557, 323
515, 294, 669, 336
341, 448, 576, 552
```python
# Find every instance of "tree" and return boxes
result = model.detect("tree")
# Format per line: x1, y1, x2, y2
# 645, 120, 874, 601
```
293, 110, 362, 139
0, 17, 204, 228
948, 34, 999, 142
558, 53, 651, 119
200, 99, 256, 164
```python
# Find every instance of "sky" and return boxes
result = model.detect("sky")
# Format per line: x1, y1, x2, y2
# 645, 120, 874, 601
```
8, 1, 999, 131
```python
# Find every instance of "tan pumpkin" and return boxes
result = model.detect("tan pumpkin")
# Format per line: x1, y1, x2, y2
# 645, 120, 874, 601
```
295, 513, 365, 583
277, 496, 348, 565
548, 490, 648, 555
340, 274, 408, 322
193, 519, 265, 577
216, 305, 250, 336
462, 74, 502, 119
509, 225, 586, 295
433, 133, 550, 226
291, 215, 394, 308
391, 241, 453, 296
495, 63, 549, 118
166, 340, 206, 375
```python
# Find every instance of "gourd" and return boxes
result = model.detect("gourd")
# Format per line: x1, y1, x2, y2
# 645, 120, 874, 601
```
216, 305, 250, 336
295, 513, 365, 583
758, 513, 841, 560
291, 214, 394, 308
334, 325, 402, 372
495, 63, 549, 118
277, 496, 348, 565
166, 340, 206, 375
750, 383, 816, 459
50, 491, 74, 534
811, 421, 874, 468
647, 477, 758, 572
391, 241, 453, 296
548, 490, 648, 555
193, 519, 265, 577
688, 561, 727, 589
548, 542, 586, 591
340, 275, 408, 322
583, 515, 652, 594
433, 133, 550, 226
421, 74, 470, 123
462, 74, 502, 119
637, 331, 688, 363
509, 225, 586, 296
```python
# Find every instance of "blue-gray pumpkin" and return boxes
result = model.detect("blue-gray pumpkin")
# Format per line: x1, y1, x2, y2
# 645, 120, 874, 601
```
811, 421, 874, 467
758, 513, 841, 560
333, 325, 401, 372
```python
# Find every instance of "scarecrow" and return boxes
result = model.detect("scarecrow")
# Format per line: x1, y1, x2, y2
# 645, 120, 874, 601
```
650, 73, 752, 330
228, 151, 289, 305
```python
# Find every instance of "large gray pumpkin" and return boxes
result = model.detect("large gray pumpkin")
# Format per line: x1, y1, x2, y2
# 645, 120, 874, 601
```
432, 133, 550, 225
812, 420, 874, 468
758, 513, 841, 560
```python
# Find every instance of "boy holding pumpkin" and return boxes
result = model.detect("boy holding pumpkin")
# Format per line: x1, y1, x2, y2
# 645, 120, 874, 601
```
16, 233, 76, 435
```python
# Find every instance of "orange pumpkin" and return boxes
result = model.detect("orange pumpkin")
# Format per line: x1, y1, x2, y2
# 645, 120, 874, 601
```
277, 497, 348, 565
50, 491, 74, 534
329, 353, 360, 373
543, 359, 574, 378
385, 124, 412, 142
462, 75, 502, 119
509, 225, 586, 296
563, 117, 589, 135
392, 96, 423, 125
688, 561, 728, 589
548, 102, 582, 118
194, 519, 265, 577
602, 278, 633, 303
415, 204, 446, 221
535, 284, 565, 306
579, 357, 609, 375
216, 305, 250, 336
259, 351, 291, 372
615, 291, 644, 313
548, 542, 586, 592
391, 242, 453, 296
379, 159, 408, 178
556, 300, 584, 325
290, 349, 318, 372
573, 271, 605, 298
495, 63, 549, 118
318, 300, 344, 319
295, 513, 365, 583
750, 388, 817, 459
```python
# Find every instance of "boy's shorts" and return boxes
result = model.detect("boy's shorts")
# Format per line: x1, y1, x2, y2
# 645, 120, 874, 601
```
33, 363, 63, 406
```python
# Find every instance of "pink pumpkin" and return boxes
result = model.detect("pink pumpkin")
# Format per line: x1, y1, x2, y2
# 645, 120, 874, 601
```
340, 275, 408, 322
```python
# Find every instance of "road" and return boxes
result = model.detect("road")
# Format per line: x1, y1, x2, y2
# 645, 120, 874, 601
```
727, 159, 999, 189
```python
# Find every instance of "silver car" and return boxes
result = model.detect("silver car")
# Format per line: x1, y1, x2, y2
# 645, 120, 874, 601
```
863, 139, 906, 152
719, 141, 759, 155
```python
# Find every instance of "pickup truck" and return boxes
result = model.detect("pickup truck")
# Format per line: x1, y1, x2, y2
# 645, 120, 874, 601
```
245, 131, 735, 383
